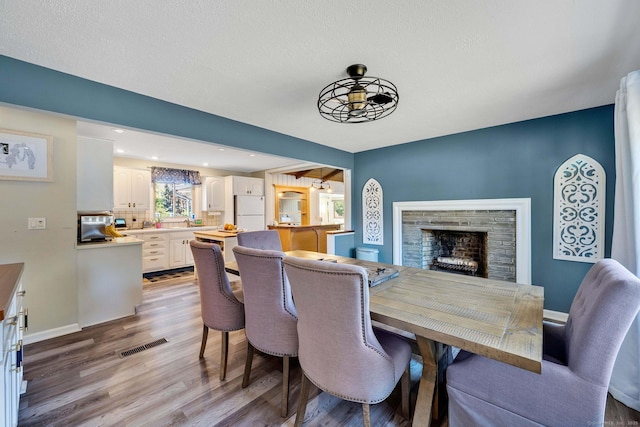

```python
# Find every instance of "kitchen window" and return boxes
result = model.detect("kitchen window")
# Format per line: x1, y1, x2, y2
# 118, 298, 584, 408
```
150, 166, 201, 220
155, 182, 193, 219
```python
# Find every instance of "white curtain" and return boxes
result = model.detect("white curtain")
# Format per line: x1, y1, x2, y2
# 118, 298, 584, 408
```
610, 69, 640, 410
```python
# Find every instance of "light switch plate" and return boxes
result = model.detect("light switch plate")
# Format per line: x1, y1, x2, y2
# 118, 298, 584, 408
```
28, 217, 46, 230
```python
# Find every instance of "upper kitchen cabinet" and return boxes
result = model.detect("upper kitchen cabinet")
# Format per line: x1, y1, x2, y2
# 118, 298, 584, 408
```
202, 176, 225, 211
77, 137, 114, 211
228, 176, 264, 196
114, 166, 151, 210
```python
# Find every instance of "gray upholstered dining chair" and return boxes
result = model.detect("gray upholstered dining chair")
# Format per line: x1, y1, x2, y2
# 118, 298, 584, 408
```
283, 256, 412, 427
446, 258, 640, 427
236, 229, 282, 251
189, 240, 245, 381
232, 245, 298, 417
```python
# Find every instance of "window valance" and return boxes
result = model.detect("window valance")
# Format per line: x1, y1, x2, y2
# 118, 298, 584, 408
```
150, 167, 202, 185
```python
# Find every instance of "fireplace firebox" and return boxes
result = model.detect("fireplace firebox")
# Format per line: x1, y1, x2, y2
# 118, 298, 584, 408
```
424, 230, 488, 277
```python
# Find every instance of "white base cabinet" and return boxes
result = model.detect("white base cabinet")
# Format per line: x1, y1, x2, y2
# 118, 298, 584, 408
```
169, 232, 195, 268
140, 233, 169, 272
77, 241, 143, 327
1, 263, 26, 427
126, 227, 220, 273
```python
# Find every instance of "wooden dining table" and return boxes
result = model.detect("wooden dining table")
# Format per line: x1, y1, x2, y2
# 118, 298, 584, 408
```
226, 250, 544, 426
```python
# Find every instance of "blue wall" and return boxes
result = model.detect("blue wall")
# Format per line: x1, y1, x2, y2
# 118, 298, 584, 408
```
353, 105, 616, 311
0, 55, 354, 170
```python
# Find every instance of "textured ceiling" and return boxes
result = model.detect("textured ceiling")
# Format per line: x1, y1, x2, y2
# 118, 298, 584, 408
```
1, 1, 640, 161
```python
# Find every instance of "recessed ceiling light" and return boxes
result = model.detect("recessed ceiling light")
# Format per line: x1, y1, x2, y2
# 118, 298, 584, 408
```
113, 129, 125, 134
115, 149, 125, 153
151, 156, 159, 160
218, 148, 225, 151
249, 154, 256, 157
203, 163, 209, 166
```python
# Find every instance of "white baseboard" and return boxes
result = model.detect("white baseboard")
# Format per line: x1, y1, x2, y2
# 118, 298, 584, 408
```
23, 323, 81, 345
543, 309, 569, 324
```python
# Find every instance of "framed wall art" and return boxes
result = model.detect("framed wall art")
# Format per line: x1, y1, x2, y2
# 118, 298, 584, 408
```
0, 128, 53, 182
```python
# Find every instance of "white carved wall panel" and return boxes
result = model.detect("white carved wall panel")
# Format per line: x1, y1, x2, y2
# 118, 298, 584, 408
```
553, 154, 605, 263
363, 178, 383, 245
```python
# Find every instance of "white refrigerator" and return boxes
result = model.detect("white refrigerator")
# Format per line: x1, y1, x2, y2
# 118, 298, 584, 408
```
234, 195, 265, 231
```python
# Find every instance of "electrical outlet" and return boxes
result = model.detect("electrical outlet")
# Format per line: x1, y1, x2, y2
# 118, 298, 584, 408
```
28, 217, 46, 230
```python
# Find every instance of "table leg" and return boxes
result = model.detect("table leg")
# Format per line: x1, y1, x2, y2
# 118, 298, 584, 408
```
414, 336, 436, 426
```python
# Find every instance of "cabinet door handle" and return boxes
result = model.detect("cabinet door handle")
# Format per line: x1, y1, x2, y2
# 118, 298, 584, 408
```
20, 308, 28, 331
17, 290, 26, 297
150, 258, 159, 261
150, 251, 158, 254
128, 202, 131, 207
133, 203, 136, 207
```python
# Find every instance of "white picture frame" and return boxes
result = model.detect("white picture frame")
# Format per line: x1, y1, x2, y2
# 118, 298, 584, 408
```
0, 128, 53, 182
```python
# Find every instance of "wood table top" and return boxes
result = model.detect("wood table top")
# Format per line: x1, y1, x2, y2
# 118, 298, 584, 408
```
228, 250, 544, 374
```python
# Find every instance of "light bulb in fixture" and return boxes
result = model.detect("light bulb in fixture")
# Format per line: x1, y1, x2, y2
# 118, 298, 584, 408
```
113, 129, 125, 134
347, 84, 367, 117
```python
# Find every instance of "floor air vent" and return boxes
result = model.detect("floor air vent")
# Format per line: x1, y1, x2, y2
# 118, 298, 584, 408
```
118, 338, 168, 358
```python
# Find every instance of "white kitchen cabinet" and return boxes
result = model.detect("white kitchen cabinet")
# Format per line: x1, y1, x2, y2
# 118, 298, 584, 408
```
227, 176, 264, 196
77, 137, 113, 212
1, 263, 26, 427
140, 233, 169, 272
114, 166, 151, 210
203, 176, 225, 211
169, 231, 195, 268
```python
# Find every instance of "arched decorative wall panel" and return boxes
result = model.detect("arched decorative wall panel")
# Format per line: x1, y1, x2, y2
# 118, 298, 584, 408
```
363, 178, 383, 245
553, 154, 605, 263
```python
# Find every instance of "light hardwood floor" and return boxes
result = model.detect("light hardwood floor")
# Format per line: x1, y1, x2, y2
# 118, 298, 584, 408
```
18, 275, 640, 426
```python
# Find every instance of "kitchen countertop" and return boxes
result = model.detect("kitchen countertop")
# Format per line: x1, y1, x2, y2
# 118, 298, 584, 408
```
267, 224, 342, 229
192, 229, 241, 239
76, 236, 144, 250
0, 262, 24, 321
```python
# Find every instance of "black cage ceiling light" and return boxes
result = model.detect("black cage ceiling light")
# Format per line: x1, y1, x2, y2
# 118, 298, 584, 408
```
317, 64, 399, 123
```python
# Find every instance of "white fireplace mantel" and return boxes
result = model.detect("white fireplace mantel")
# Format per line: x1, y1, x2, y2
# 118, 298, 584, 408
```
392, 198, 532, 284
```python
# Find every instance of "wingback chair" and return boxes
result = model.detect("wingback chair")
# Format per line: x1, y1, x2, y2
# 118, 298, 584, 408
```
236, 229, 282, 251
189, 240, 245, 381
232, 245, 298, 417
446, 258, 640, 426
283, 256, 412, 427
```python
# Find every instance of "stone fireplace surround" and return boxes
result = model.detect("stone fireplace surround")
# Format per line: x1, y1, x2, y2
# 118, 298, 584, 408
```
392, 199, 531, 284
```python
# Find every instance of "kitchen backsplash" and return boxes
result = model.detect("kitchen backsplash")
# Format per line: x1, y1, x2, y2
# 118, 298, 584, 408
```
112, 209, 222, 229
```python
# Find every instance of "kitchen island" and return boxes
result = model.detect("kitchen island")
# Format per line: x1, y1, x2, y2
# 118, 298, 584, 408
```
76, 237, 144, 327
267, 224, 341, 253
192, 230, 239, 262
